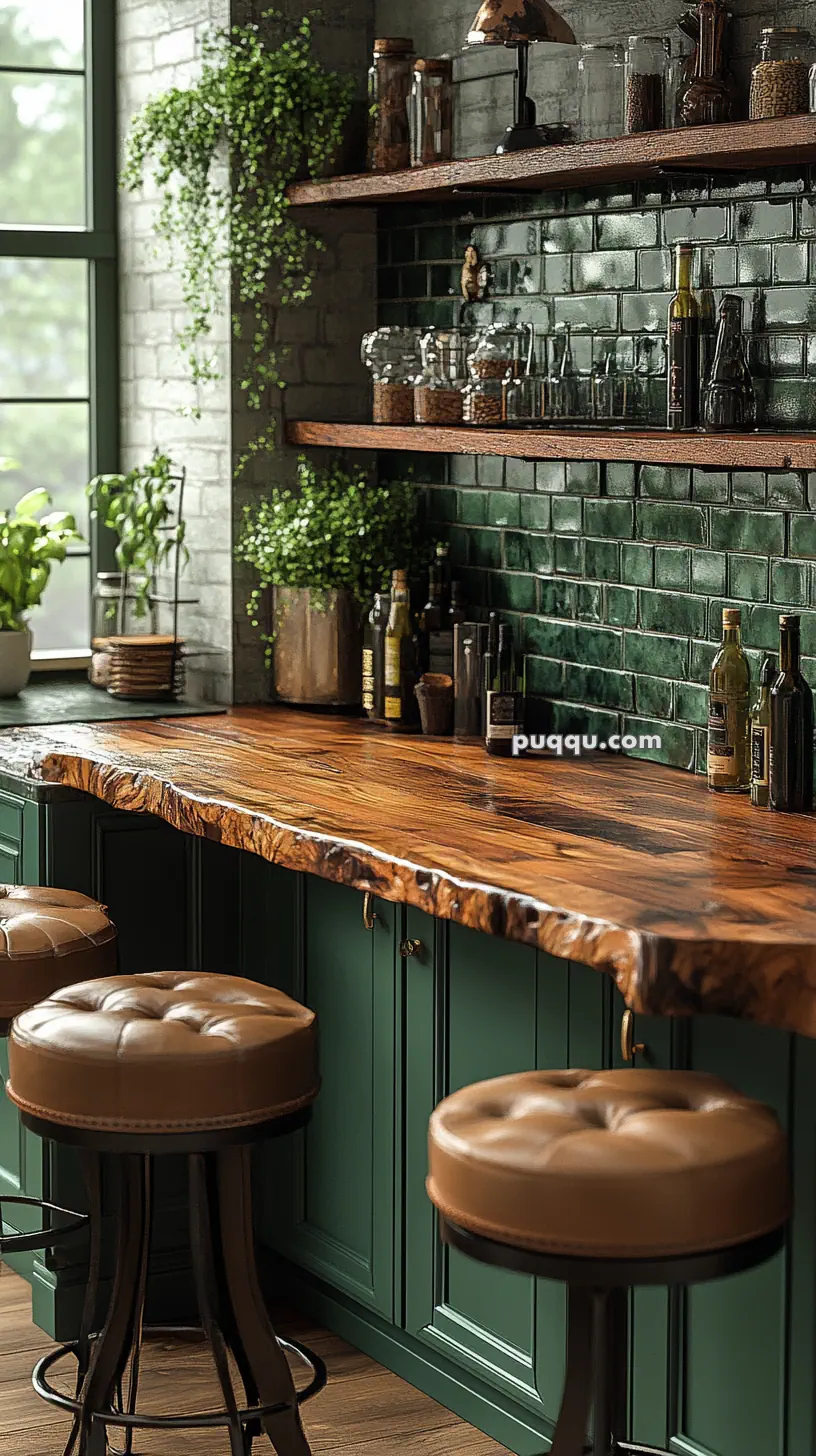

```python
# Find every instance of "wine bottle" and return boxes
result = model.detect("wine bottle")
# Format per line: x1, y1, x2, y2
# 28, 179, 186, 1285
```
421, 568, 450, 678
667, 243, 700, 431
384, 570, 419, 732
702, 294, 756, 431
750, 654, 776, 808
770, 616, 814, 813
708, 607, 750, 793
485, 623, 522, 758
481, 611, 499, 727
363, 591, 391, 721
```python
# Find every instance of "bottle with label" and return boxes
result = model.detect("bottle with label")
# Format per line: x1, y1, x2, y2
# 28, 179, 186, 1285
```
485, 623, 523, 758
708, 607, 750, 793
750, 654, 777, 808
434, 541, 452, 613
362, 591, 391, 721
384, 569, 419, 732
667, 243, 699, 431
481, 612, 499, 730
770, 615, 814, 813
421, 568, 449, 678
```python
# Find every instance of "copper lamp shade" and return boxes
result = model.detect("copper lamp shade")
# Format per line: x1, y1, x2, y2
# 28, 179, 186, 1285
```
467, 0, 576, 47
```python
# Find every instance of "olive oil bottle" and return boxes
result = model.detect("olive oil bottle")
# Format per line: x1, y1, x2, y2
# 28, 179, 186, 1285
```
770, 615, 814, 814
708, 607, 750, 793
384, 570, 419, 732
750, 654, 776, 808
362, 591, 391, 721
667, 243, 700, 431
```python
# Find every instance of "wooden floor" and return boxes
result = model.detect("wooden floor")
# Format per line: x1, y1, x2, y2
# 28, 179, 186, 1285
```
0, 1270, 508, 1454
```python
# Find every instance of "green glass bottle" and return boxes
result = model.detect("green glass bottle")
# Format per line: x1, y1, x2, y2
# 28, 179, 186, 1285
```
384, 569, 419, 732
708, 607, 750, 793
770, 615, 814, 814
750, 654, 777, 808
667, 243, 700, 431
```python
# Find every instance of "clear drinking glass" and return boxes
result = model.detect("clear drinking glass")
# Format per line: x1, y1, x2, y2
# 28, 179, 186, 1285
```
577, 44, 625, 141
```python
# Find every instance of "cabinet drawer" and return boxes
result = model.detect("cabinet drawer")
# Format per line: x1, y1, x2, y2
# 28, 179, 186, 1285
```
0, 794, 23, 849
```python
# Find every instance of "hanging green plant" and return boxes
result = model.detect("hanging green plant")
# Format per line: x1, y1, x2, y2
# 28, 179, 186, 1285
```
121, 10, 354, 458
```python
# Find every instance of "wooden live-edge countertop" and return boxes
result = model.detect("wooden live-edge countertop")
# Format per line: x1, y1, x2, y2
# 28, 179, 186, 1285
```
3, 708, 816, 1038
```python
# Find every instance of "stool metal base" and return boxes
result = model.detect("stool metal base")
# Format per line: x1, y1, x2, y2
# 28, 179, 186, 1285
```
0, 1195, 88, 1256
441, 1217, 786, 1456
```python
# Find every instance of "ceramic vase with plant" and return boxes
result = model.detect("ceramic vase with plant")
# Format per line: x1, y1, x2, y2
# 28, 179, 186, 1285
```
0, 481, 83, 697
236, 457, 428, 706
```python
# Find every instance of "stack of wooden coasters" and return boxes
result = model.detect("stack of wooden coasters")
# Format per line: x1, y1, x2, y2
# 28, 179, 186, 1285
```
106, 635, 183, 700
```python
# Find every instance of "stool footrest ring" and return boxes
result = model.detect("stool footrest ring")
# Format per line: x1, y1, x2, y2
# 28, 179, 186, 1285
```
0, 1196, 88, 1256
33, 1325, 327, 1434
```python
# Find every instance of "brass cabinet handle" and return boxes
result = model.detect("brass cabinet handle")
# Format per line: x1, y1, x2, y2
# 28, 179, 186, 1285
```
400, 939, 423, 960
621, 1009, 646, 1064
362, 893, 377, 931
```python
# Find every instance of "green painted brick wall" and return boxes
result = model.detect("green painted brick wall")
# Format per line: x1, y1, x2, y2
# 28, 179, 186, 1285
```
379, 167, 816, 773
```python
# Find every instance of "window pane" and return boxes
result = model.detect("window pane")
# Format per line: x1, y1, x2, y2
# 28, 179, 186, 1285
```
0, 2, 84, 70
27, 553, 90, 653
0, 258, 88, 397
0, 73, 84, 225
0, 401, 89, 529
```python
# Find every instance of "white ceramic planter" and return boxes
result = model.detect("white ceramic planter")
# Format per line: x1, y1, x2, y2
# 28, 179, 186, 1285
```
0, 628, 32, 698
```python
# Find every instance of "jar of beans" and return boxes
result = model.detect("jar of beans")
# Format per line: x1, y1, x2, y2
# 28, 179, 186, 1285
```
368, 39, 415, 172
467, 325, 526, 384
463, 378, 505, 426
414, 328, 469, 425
361, 327, 420, 423
750, 28, 813, 120
625, 35, 670, 133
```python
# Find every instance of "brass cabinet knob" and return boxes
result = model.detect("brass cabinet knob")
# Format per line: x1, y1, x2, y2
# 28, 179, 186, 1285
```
621, 1009, 646, 1063
399, 939, 423, 960
362, 893, 377, 931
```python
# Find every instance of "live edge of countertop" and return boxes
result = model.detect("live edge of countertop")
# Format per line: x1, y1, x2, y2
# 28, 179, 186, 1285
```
2, 705, 816, 1039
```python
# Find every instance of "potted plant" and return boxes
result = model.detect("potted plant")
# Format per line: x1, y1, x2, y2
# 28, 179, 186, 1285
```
0, 481, 83, 697
87, 452, 188, 697
236, 457, 428, 706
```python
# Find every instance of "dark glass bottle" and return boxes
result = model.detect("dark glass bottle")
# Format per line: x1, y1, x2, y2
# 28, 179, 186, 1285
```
708, 607, 750, 793
702, 294, 756, 431
680, 0, 734, 125
770, 616, 814, 813
481, 612, 499, 729
485, 623, 522, 758
435, 541, 452, 613
667, 244, 699, 431
750, 654, 776, 808
384, 569, 420, 732
363, 591, 391, 721
698, 246, 717, 388
450, 581, 467, 629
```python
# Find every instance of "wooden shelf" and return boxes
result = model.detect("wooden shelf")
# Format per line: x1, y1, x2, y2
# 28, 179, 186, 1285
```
286, 421, 816, 471
288, 115, 816, 207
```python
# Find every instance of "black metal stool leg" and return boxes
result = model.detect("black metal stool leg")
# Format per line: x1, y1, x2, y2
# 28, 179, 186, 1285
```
75, 1155, 148, 1456
206, 1157, 262, 1449
217, 1144, 313, 1456
189, 1152, 246, 1456
108, 1155, 152, 1456
74, 1153, 103, 1400
591, 1288, 629, 1456
551, 1286, 595, 1456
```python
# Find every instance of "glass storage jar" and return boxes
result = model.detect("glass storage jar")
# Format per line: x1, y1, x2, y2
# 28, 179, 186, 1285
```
90, 571, 156, 688
577, 43, 625, 141
467, 324, 526, 384
368, 38, 414, 172
751, 28, 813, 119
361, 327, 420, 423
411, 58, 454, 167
667, 30, 695, 128
625, 35, 670, 133
463, 377, 505, 426
414, 329, 468, 424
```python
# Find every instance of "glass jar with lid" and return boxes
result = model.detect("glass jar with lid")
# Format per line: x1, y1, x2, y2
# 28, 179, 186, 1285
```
625, 35, 670, 132
368, 38, 414, 172
361, 327, 420, 423
411, 58, 454, 168
577, 43, 625, 141
467, 325, 526, 384
750, 27, 813, 119
414, 328, 469, 424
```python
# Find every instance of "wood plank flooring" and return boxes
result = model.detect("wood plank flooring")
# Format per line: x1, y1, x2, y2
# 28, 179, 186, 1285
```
0, 1270, 509, 1454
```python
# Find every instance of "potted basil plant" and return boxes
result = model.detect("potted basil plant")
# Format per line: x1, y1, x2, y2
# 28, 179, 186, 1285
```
0, 483, 83, 697
236, 457, 428, 706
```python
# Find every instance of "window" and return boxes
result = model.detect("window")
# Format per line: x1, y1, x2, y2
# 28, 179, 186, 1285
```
0, 0, 117, 658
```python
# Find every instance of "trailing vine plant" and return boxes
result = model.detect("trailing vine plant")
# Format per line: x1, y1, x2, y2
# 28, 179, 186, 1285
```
121, 11, 354, 465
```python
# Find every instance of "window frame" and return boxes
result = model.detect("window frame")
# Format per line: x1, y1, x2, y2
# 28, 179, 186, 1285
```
0, 0, 118, 666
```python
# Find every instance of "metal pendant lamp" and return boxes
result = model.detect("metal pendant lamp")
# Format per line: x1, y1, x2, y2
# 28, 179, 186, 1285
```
466, 0, 576, 153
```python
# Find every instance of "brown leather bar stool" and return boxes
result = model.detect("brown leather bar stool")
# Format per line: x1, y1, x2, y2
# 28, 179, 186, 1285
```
0, 885, 117, 1258
6, 970, 323, 1456
428, 1068, 790, 1456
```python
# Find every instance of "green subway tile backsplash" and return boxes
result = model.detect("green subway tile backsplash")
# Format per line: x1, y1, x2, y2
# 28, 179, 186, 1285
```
380, 171, 816, 774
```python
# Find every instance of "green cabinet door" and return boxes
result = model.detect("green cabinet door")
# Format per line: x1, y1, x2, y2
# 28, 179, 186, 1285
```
402, 911, 615, 1452
260, 876, 397, 1321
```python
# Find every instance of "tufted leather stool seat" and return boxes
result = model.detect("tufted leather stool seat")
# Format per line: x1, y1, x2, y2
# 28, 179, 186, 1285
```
6, 970, 319, 1135
0, 885, 117, 1025
428, 1067, 790, 1260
